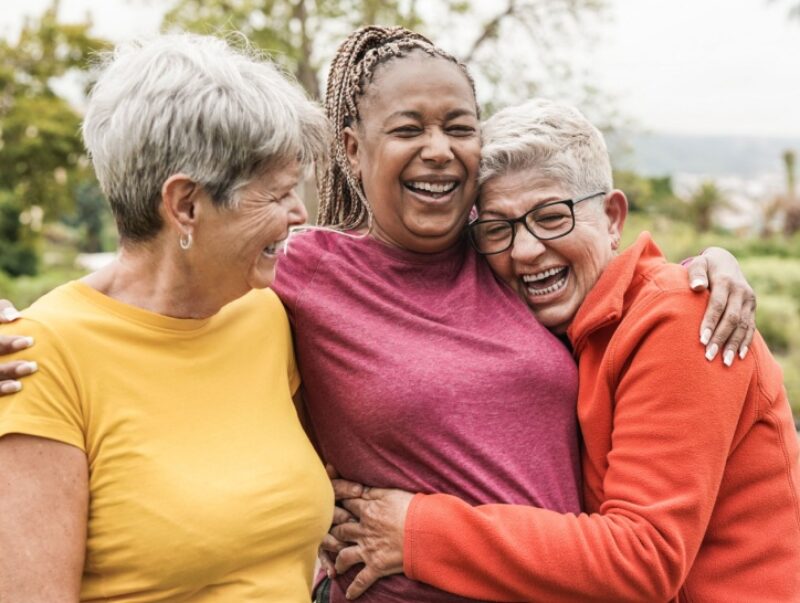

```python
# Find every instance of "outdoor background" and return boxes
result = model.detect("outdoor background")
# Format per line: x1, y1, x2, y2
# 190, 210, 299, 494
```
0, 0, 798, 423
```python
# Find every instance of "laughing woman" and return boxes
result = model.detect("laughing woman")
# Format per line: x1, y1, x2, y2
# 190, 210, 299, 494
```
0, 34, 332, 601
323, 100, 800, 603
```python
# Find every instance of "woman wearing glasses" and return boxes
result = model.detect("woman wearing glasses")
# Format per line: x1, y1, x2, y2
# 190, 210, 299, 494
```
321, 99, 800, 603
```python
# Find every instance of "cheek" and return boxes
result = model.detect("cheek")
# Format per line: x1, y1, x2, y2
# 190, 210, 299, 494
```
486, 254, 516, 287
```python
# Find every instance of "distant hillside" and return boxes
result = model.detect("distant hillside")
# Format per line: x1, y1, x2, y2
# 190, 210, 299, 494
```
610, 132, 800, 179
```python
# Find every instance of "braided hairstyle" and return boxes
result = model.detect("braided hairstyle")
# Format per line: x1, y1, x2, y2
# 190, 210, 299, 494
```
317, 25, 479, 229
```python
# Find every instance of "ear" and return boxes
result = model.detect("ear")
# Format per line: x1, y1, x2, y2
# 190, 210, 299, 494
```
160, 174, 201, 235
604, 189, 628, 250
342, 126, 361, 179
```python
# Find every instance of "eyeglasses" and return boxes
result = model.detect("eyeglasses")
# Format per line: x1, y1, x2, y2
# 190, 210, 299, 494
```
468, 191, 607, 255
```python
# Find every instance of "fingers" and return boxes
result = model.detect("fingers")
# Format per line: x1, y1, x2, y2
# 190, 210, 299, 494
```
318, 548, 337, 579
344, 566, 383, 600
321, 529, 349, 552
0, 360, 38, 395
0, 335, 34, 354
332, 504, 354, 527
325, 463, 340, 479
700, 279, 756, 365
686, 255, 710, 291
334, 544, 363, 575
332, 478, 365, 500
330, 520, 362, 544
0, 301, 21, 323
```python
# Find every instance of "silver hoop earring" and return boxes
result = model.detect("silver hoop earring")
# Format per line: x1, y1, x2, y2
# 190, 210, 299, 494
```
179, 232, 193, 251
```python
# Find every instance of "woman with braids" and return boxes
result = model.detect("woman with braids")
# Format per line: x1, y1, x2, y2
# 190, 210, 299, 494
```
274, 26, 758, 602
0, 26, 757, 603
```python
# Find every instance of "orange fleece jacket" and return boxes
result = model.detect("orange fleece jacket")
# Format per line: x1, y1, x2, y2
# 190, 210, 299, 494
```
403, 233, 800, 603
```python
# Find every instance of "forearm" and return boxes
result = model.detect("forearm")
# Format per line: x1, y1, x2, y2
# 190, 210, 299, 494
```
406, 495, 692, 603
405, 297, 751, 602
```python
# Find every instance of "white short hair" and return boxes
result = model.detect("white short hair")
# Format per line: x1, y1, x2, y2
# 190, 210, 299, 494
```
479, 99, 612, 198
82, 33, 328, 241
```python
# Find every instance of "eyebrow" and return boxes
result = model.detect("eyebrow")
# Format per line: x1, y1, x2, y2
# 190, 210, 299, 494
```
383, 108, 477, 125
478, 196, 565, 218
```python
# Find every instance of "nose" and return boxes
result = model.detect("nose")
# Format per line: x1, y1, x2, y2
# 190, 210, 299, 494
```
509, 223, 546, 263
420, 128, 454, 165
287, 190, 308, 227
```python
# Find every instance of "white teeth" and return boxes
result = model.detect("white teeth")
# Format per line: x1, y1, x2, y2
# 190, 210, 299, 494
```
407, 181, 457, 194
263, 239, 286, 255
526, 275, 567, 296
522, 267, 565, 283
522, 267, 568, 297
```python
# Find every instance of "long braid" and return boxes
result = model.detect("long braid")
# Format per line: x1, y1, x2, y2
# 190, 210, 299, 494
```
317, 25, 478, 229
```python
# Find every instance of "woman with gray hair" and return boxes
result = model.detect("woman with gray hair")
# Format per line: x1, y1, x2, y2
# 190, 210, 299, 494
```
323, 99, 800, 602
0, 34, 333, 601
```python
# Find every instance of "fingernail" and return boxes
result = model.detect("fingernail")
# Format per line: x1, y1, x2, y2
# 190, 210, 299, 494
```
705, 343, 719, 361
0, 308, 21, 321
723, 349, 734, 367
10, 336, 34, 350
739, 345, 749, 360
700, 328, 712, 345
0, 381, 22, 394
15, 361, 38, 376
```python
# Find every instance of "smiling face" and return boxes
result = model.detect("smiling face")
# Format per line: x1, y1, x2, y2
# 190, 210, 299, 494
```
480, 169, 627, 333
196, 160, 307, 299
344, 53, 481, 253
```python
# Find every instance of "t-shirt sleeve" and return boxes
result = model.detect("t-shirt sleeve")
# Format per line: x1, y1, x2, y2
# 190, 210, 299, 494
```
270, 230, 328, 324
0, 318, 85, 451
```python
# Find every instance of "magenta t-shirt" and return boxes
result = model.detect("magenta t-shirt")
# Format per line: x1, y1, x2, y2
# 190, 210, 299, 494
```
272, 230, 581, 603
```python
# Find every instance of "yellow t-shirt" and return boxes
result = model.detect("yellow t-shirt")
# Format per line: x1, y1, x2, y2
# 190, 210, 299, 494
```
0, 281, 333, 602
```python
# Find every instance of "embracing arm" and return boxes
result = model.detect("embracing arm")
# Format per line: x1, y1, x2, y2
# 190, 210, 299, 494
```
0, 434, 88, 602
402, 293, 753, 602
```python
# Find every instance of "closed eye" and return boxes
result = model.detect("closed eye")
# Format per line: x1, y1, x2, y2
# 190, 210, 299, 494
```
447, 124, 477, 136
390, 125, 423, 136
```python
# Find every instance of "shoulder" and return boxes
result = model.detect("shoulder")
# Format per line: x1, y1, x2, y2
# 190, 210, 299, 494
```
626, 261, 705, 325
272, 228, 352, 306
0, 284, 85, 356
605, 262, 711, 374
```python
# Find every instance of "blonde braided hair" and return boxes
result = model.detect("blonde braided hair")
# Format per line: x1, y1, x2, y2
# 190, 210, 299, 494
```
317, 25, 479, 229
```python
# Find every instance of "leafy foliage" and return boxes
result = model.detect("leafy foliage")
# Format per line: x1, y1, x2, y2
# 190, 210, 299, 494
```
0, 2, 111, 276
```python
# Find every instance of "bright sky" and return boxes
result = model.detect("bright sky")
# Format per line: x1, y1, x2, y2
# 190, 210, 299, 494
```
1, 0, 799, 137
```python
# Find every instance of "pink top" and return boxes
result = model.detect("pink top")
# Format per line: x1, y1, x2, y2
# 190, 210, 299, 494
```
273, 230, 582, 603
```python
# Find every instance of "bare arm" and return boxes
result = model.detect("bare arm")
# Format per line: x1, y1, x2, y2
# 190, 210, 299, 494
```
0, 434, 88, 602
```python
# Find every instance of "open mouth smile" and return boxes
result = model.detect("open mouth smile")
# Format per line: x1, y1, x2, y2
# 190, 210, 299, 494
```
404, 179, 459, 199
521, 266, 569, 297
262, 238, 287, 257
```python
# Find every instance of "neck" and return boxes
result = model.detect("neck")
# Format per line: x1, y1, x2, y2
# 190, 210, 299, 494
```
82, 238, 232, 319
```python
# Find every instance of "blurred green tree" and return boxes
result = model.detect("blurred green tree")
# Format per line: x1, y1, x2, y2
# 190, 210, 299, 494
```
687, 181, 730, 233
0, 0, 109, 218
159, 0, 606, 109
0, 1, 110, 275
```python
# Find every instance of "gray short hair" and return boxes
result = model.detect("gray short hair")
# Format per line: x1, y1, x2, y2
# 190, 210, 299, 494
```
479, 99, 612, 199
82, 33, 328, 242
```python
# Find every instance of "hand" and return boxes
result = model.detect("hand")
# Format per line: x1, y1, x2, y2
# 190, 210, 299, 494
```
330, 487, 414, 600
0, 300, 37, 395
319, 502, 356, 579
687, 247, 756, 366
318, 465, 362, 579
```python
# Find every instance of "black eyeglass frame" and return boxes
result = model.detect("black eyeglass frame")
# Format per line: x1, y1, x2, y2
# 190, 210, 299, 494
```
468, 191, 607, 255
